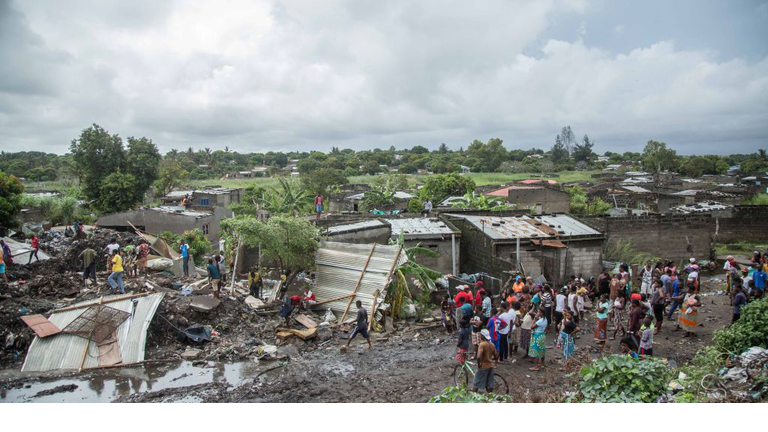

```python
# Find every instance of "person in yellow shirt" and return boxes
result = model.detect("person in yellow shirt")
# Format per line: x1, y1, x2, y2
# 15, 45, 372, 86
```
107, 250, 125, 294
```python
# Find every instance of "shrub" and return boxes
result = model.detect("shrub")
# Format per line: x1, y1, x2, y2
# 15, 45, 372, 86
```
573, 355, 670, 403
429, 386, 513, 403
407, 198, 423, 214
713, 297, 768, 355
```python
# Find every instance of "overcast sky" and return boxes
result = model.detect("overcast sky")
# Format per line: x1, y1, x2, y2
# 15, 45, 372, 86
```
1, 0, 767, 155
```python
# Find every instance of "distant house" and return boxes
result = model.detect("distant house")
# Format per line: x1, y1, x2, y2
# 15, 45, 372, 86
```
459, 165, 471, 174
98, 206, 231, 241
485, 181, 568, 214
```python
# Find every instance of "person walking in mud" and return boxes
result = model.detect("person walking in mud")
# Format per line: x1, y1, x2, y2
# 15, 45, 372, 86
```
342, 300, 373, 351
27, 234, 40, 264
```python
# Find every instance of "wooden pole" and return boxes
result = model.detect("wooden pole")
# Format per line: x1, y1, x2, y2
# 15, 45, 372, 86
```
368, 289, 380, 333
52, 292, 149, 314
339, 244, 377, 323
230, 238, 241, 294
315, 293, 355, 306
78, 297, 103, 371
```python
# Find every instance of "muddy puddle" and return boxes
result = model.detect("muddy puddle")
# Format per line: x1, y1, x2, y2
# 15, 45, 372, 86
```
0, 360, 279, 403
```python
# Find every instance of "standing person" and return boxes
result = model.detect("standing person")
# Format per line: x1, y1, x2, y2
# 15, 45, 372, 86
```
441, 294, 456, 334
626, 299, 645, 348
206, 258, 221, 298
104, 238, 120, 271
732, 285, 747, 324
470, 311, 483, 356
576, 286, 587, 322
639, 316, 655, 356
0, 255, 7, 285
640, 261, 654, 296
279, 294, 302, 327
456, 320, 470, 364
753, 264, 767, 293
179, 240, 189, 278
421, 199, 433, 217
343, 300, 373, 351
558, 310, 579, 370
27, 235, 40, 264
474, 281, 486, 307
554, 287, 567, 331
660, 268, 674, 298
541, 284, 553, 332
594, 294, 610, 345
519, 309, 534, 359
136, 240, 150, 276
667, 273, 686, 321
472, 329, 498, 394
499, 301, 518, 358
680, 286, 701, 338
487, 308, 501, 354
597, 269, 611, 299
0, 240, 13, 266
651, 281, 666, 334
314, 193, 324, 220
724, 256, 738, 296
248, 269, 263, 298
79, 247, 98, 284
107, 249, 125, 294
122, 238, 136, 278
567, 286, 579, 324
481, 290, 492, 319
528, 309, 548, 371
512, 276, 525, 294
609, 273, 621, 301
611, 293, 627, 340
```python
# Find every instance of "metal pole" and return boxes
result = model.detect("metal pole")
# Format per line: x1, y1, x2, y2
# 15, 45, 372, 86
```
451, 234, 457, 276
516, 237, 520, 271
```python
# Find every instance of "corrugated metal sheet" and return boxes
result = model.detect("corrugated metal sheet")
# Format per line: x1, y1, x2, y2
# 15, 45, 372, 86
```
313, 241, 406, 321
388, 218, 456, 239
448, 214, 602, 241
21, 293, 165, 372
325, 220, 387, 235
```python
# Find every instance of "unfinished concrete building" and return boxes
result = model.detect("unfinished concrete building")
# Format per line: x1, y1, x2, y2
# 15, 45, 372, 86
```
97, 206, 232, 241
446, 214, 604, 285
485, 182, 569, 214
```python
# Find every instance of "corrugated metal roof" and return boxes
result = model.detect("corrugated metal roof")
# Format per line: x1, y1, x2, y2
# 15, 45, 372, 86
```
1, 237, 52, 261
345, 191, 414, 200
313, 242, 406, 321
21, 293, 165, 372
325, 220, 388, 235
388, 218, 456, 238
485, 186, 543, 197
622, 185, 652, 194
447, 214, 601, 241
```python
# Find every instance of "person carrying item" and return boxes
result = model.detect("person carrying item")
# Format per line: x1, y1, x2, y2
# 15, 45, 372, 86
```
179, 240, 189, 278
79, 247, 98, 284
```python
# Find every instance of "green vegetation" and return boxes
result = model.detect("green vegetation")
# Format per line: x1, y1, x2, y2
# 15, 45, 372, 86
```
744, 193, 768, 205
566, 185, 612, 216
158, 229, 212, 261
420, 173, 476, 203
714, 241, 768, 258
21, 195, 88, 226
360, 174, 410, 212
220, 215, 321, 277
572, 355, 671, 403
450, 192, 508, 211
429, 387, 513, 403
603, 238, 660, 265
713, 297, 768, 355
0, 171, 24, 231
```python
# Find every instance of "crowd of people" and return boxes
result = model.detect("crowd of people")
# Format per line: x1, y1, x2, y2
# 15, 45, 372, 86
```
442, 253, 768, 393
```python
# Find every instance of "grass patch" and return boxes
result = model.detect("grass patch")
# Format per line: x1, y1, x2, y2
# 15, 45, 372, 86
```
744, 193, 768, 205
714, 241, 768, 258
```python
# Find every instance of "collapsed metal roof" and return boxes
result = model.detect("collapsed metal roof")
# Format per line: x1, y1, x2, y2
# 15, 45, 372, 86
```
21, 293, 165, 372
313, 241, 406, 321
447, 214, 602, 241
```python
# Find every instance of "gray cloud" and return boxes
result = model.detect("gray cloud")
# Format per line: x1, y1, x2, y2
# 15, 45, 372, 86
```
0, 0, 766, 155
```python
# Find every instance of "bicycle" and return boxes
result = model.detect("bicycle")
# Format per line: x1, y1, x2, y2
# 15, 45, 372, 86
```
453, 359, 509, 394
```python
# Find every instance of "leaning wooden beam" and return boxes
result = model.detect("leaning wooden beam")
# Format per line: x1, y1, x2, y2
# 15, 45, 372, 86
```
78, 297, 103, 372
51, 292, 150, 314
367, 289, 380, 333
315, 293, 355, 306
339, 243, 377, 323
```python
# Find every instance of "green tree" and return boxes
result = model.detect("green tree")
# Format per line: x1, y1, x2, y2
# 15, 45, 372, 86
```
300, 167, 348, 196
261, 178, 311, 215
153, 159, 189, 198
566, 185, 611, 216
437, 143, 449, 154
450, 192, 508, 211
421, 173, 475, 203
551, 135, 569, 165
560, 126, 576, 153
411, 145, 429, 154
467, 138, 507, 172
642, 140, 679, 173
0, 171, 24, 232
70, 124, 126, 202
95, 172, 138, 213
126, 136, 161, 201
220, 215, 320, 280
159, 229, 211, 261
572, 134, 595, 163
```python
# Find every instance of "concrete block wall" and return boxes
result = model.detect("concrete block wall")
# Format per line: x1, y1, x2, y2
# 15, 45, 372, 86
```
715, 205, 768, 243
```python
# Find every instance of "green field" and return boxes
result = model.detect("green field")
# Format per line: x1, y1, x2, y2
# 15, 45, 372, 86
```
25, 170, 600, 193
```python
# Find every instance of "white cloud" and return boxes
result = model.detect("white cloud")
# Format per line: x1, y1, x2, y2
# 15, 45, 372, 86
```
0, 0, 766, 155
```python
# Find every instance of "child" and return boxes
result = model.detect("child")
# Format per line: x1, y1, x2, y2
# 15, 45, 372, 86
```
470, 313, 483, 357
639, 316, 654, 356
620, 336, 640, 359
441, 294, 456, 334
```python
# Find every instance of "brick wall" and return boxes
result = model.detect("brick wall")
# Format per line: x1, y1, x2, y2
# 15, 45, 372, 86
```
585, 214, 714, 261
714, 205, 768, 243
507, 188, 570, 213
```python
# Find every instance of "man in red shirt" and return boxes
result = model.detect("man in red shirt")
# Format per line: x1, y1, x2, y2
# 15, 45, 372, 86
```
314, 194, 324, 220
27, 235, 40, 264
454, 285, 472, 307
474, 281, 486, 306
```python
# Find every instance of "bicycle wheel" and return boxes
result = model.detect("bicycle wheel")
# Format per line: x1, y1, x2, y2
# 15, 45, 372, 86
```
453, 364, 470, 388
492, 373, 509, 395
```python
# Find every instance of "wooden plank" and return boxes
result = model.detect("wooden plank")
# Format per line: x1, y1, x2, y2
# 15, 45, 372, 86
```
368, 289, 380, 333
315, 293, 354, 306
20, 314, 62, 338
294, 314, 318, 329
339, 244, 377, 323
276, 327, 317, 340
52, 293, 149, 314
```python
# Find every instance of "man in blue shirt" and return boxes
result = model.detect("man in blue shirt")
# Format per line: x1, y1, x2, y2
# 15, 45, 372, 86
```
666, 274, 685, 320
179, 240, 189, 277
206, 258, 221, 298
752, 264, 766, 291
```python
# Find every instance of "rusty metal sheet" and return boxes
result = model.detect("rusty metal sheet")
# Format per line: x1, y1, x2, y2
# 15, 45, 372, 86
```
20, 315, 61, 338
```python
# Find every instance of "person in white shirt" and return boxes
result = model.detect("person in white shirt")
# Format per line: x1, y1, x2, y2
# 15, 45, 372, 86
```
567, 286, 579, 322
554, 288, 567, 329
498, 301, 517, 362
640, 261, 654, 295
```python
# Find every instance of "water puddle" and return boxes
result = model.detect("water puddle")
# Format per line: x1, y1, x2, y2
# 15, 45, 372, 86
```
0, 360, 265, 403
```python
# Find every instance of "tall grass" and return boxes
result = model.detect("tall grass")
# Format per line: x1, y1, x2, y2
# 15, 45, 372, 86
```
743, 193, 768, 205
